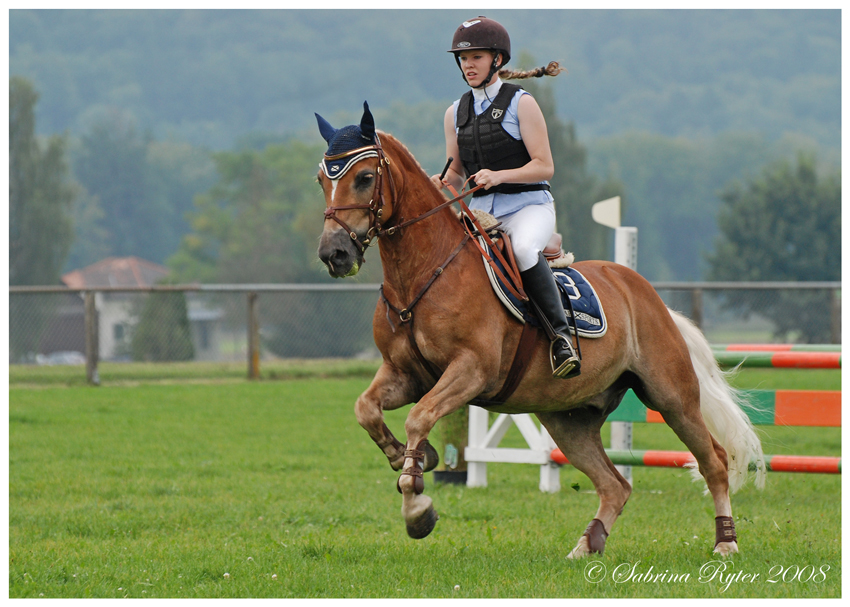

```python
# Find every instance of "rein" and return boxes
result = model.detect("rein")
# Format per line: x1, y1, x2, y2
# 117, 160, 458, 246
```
323, 135, 530, 310
323, 136, 488, 253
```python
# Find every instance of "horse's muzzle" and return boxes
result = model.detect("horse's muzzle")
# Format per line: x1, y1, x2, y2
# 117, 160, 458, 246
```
318, 228, 364, 278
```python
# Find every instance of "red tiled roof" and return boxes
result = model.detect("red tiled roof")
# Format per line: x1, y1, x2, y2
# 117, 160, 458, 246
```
62, 257, 170, 289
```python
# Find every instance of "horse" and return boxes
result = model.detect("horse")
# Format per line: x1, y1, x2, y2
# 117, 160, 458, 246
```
315, 102, 765, 558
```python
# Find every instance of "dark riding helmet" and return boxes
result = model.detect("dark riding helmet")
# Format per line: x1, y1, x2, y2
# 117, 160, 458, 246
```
448, 16, 511, 65
447, 16, 511, 87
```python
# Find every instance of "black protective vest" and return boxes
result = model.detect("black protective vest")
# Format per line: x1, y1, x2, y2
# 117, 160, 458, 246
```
456, 83, 551, 197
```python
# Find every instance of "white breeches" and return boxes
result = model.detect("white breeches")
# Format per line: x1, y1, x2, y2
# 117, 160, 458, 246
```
497, 202, 556, 272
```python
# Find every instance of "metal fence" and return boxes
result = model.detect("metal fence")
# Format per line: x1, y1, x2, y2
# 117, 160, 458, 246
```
9, 282, 840, 383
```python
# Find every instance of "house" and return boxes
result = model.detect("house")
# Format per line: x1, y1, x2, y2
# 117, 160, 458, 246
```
55, 257, 224, 361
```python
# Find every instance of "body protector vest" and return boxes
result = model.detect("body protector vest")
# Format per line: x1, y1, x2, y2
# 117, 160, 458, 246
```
456, 83, 551, 197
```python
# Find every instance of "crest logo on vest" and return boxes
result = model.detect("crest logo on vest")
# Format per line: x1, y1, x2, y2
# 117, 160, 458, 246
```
491, 108, 504, 120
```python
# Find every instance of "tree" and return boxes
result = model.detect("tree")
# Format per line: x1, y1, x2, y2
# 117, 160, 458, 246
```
707, 153, 840, 342
10, 76, 75, 286
168, 139, 329, 284
68, 114, 215, 268
71, 114, 169, 264
130, 289, 195, 362
9, 77, 76, 361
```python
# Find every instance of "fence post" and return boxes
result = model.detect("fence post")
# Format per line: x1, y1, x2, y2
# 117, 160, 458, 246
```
84, 291, 100, 386
691, 288, 704, 329
247, 292, 260, 379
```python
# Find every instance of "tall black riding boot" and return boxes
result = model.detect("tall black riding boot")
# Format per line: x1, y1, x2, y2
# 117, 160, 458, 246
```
520, 253, 581, 379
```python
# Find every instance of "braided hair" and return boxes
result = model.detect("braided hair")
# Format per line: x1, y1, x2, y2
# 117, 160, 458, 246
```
498, 61, 566, 81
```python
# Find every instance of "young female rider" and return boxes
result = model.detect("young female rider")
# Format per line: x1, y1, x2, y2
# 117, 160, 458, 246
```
430, 16, 579, 379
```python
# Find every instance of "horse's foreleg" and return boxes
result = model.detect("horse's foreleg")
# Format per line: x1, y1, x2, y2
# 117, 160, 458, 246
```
397, 357, 489, 539
537, 408, 632, 559
354, 362, 420, 471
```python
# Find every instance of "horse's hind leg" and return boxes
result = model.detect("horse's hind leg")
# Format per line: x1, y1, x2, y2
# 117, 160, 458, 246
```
354, 362, 437, 471
634, 369, 738, 556
537, 407, 632, 559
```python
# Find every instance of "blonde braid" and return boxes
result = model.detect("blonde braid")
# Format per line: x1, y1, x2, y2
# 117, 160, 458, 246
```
498, 61, 566, 81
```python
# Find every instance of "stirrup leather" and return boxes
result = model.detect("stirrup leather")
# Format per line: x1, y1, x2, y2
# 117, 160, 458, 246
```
550, 335, 580, 378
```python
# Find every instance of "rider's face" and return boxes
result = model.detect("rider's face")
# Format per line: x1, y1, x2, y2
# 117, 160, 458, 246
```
458, 50, 500, 88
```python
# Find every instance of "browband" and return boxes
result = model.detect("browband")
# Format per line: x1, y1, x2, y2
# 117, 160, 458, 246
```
320, 144, 380, 180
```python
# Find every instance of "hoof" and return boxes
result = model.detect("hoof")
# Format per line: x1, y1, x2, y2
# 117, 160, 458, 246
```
388, 454, 405, 471
406, 505, 439, 539
421, 440, 440, 472
713, 541, 739, 557
566, 536, 591, 560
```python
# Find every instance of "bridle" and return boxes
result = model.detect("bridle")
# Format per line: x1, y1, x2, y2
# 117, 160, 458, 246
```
320, 135, 526, 323
321, 135, 398, 255
321, 134, 492, 254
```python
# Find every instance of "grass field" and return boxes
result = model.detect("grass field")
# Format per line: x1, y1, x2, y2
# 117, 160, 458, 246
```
8, 363, 841, 598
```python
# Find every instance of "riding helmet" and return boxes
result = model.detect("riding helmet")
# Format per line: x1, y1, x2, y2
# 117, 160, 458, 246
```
447, 16, 511, 66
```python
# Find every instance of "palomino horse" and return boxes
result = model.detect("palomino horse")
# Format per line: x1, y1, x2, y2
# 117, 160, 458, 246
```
315, 103, 765, 558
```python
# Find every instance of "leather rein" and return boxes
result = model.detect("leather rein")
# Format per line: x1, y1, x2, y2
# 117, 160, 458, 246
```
322, 136, 528, 318
322, 135, 478, 254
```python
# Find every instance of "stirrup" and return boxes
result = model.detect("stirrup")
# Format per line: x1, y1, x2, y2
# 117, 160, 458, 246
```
550, 335, 581, 379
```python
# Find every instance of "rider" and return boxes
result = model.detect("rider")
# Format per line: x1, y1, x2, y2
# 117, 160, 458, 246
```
430, 16, 580, 379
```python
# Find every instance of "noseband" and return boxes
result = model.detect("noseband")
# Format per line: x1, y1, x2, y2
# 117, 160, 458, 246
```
321, 136, 398, 255
322, 135, 487, 252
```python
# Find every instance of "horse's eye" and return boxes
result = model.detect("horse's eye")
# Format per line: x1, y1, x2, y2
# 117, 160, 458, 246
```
355, 172, 375, 189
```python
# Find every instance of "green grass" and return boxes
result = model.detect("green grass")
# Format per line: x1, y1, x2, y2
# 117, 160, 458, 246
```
726, 368, 840, 391
9, 368, 841, 598
9, 358, 383, 387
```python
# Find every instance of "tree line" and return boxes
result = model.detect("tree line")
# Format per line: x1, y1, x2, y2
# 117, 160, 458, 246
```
11, 10, 840, 151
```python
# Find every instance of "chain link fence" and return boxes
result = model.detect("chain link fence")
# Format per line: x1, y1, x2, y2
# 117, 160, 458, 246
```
10, 282, 840, 380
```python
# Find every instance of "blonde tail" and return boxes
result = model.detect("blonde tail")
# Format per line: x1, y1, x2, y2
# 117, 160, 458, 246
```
668, 308, 767, 492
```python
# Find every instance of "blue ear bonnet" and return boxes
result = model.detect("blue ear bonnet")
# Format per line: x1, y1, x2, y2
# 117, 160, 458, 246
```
325, 125, 373, 156
315, 101, 379, 180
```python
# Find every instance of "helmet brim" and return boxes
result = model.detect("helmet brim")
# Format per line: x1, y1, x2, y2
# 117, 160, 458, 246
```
447, 47, 510, 66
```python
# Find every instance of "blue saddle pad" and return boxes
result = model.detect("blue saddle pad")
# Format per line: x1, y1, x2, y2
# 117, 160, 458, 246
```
479, 236, 607, 338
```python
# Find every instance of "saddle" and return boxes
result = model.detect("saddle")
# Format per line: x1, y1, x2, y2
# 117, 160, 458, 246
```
465, 212, 608, 339
460, 213, 607, 406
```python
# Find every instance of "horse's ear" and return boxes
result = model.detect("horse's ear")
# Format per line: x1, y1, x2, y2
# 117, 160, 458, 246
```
315, 113, 337, 144
360, 101, 375, 141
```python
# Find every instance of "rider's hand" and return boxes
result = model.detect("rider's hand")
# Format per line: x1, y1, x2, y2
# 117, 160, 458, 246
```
430, 174, 448, 190
472, 169, 504, 190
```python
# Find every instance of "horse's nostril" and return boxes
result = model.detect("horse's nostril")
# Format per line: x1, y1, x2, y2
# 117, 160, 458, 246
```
330, 250, 348, 267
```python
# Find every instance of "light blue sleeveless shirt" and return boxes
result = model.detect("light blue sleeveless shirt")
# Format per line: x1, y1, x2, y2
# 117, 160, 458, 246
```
452, 78, 555, 218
